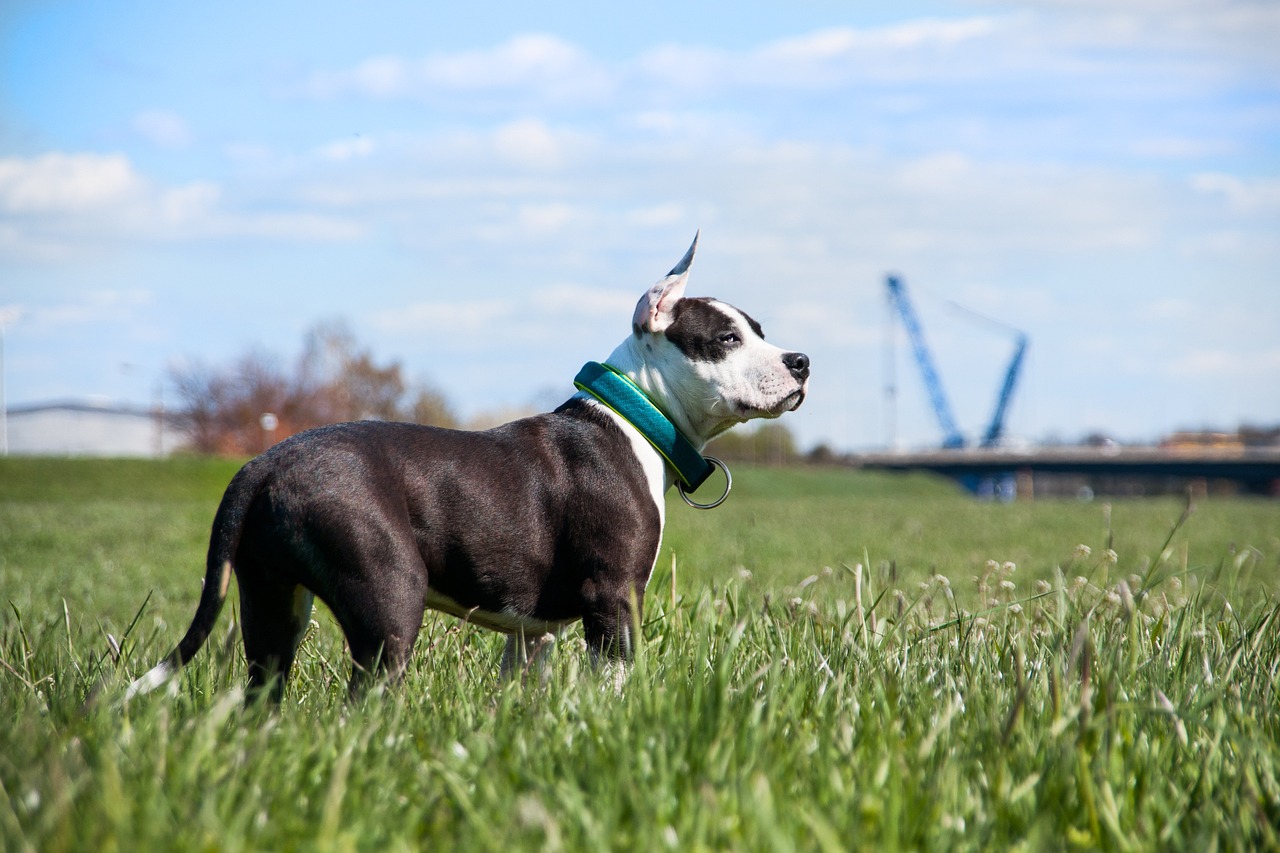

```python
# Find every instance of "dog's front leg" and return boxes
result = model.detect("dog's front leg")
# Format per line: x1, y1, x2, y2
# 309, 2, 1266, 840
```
500, 631, 557, 682
594, 653, 630, 695
584, 597, 641, 693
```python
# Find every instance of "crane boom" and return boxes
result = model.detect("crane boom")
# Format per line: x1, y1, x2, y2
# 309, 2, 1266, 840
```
981, 333, 1027, 448
885, 275, 965, 449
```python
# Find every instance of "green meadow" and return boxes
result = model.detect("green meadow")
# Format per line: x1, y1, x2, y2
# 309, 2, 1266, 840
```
2, 457, 1278, 851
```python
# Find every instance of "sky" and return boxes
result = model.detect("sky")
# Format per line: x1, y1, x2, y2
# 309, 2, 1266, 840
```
1, 0, 1278, 453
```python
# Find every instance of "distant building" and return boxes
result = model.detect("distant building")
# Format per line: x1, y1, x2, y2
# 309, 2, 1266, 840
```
1159, 431, 1245, 454
4, 401, 185, 457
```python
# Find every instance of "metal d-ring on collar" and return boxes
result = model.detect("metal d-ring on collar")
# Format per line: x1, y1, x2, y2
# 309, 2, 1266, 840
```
678, 455, 732, 510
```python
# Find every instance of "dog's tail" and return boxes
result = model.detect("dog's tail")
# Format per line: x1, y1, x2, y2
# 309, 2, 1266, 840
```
125, 461, 269, 700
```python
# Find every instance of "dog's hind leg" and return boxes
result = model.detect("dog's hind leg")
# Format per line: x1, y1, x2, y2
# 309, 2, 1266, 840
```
500, 631, 557, 682
237, 572, 314, 704
328, 564, 428, 700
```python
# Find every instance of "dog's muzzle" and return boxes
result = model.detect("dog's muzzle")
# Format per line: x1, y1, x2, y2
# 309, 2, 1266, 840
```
784, 351, 810, 411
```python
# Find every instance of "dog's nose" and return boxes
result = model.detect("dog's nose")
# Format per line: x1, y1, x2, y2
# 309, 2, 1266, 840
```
783, 352, 810, 381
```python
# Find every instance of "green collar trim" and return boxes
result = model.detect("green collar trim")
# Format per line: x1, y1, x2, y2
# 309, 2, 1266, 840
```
573, 361, 715, 490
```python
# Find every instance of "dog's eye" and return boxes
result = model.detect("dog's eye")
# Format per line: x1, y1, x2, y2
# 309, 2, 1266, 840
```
718, 332, 740, 345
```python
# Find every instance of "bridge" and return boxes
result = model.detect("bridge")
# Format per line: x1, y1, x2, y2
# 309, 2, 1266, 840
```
852, 447, 1280, 498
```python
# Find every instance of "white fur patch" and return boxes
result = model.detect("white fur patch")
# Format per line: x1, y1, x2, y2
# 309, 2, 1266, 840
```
124, 660, 176, 700
581, 396, 669, 512
423, 589, 575, 636
700, 301, 805, 419
578, 395, 667, 596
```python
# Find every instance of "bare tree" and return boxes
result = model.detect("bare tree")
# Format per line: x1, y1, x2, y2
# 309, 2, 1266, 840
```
170, 321, 457, 455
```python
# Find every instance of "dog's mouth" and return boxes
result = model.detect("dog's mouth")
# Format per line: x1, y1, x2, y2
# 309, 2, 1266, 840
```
778, 386, 806, 414
737, 386, 806, 419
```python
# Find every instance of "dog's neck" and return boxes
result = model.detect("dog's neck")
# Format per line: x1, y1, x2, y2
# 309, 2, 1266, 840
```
601, 336, 737, 451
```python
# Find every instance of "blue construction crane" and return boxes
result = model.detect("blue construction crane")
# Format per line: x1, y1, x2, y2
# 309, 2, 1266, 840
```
885, 274, 1027, 450
981, 332, 1027, 447
885, 275, 965, 448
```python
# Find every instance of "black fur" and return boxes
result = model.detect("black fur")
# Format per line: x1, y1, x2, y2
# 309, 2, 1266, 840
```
168, 398, 661, 700
664, 297, 766, 363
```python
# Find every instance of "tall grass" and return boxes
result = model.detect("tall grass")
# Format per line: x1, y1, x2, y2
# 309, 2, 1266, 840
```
2, 458, 1278, 850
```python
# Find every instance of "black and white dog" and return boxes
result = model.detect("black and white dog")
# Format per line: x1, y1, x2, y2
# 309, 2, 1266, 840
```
128, 235, 809, 700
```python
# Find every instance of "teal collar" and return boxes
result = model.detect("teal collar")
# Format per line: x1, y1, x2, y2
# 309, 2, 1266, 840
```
573, 361, 715, 490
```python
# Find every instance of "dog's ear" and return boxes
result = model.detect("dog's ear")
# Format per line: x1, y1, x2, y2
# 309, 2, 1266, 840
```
633, 232, 698, 334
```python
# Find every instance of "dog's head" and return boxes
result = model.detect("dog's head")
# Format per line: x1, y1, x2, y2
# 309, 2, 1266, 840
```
624, 233, 809, 442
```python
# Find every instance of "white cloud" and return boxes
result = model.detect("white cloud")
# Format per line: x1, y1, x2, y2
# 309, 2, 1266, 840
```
364, 285, 634, 361
368, 300, 514, 336
302, 34, 612, 103
1166, 346, 1280, 379
1130, 137, 1233, 161
535, 283, 634, 319
24, 289, 154, 333
0, 151, 363, 259
420, 34, 602, 93
1006, 0, 1280, 68
1140, 298, 1197, 321
284, 3, 1278, 124
214, 212, 365, 242
0, 152, 141, 213
492, 119, 572, 170
773, 301, 880, 348
0, 151, 218, 228
297, 17, 1013, 106
224, 142, 275, 163
316, 135, 376, 162
755, 17, 1004, 75
1190, 173, 1280, 214
336, 55, 409, 98
132, 110, 193, 148
633, 17, 1006, 95
626, 203, 688, 229
515, 202, 577, 234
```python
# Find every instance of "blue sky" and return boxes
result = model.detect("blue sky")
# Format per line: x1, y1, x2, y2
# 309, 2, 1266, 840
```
2, 0, 1278, 451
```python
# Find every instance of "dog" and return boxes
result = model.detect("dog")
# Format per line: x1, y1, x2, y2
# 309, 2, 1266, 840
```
127, 234, 809, 701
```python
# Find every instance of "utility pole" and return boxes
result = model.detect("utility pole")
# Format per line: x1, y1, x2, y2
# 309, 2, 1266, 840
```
0, 309, 17, 456
0, 322, 6, 456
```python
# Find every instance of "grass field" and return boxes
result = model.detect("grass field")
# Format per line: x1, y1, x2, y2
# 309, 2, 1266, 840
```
2, 457, 1278, 851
